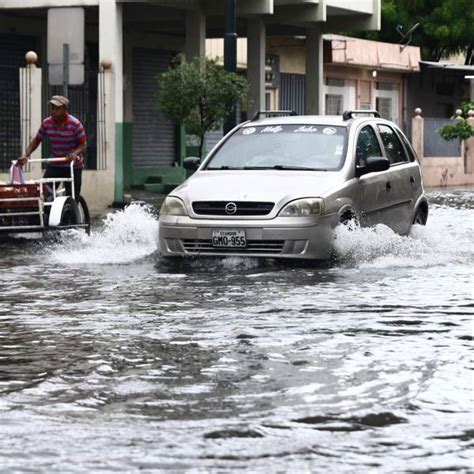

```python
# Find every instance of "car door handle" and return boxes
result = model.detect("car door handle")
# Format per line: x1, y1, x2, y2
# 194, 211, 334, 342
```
386, 181, 392, 191
410, 176, 415, 184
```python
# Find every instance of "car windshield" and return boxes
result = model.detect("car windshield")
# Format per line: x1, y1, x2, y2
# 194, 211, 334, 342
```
205, 124, 347, 171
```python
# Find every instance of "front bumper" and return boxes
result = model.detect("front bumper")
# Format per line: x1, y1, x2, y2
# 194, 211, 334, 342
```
158, 214, 337, 259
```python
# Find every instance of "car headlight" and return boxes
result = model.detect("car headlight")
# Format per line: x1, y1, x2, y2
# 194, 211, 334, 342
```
279, 198, 324, 217
160, 196, 188, 216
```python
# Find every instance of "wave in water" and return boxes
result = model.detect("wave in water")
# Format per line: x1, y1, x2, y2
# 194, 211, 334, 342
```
49, 203, 159, 265
333, 207, 473, 269
48, 202, 472, 269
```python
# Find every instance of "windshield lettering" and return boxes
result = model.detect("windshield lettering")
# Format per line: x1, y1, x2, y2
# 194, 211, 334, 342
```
294, 125, 318, 133
206, 124, 347, 171
260, 126, 283, 134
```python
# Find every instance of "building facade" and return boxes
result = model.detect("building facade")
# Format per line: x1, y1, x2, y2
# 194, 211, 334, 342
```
0, 0, 381, 212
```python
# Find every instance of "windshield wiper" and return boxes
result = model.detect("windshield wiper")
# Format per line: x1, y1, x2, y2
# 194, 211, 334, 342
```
207, 165, 328, 171
273, 165, 326, 171
242, 165, 326, 171
206, 165, 243, 170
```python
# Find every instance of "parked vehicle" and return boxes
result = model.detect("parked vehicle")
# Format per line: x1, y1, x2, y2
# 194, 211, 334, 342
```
159, 110, 428, 259
0, 158, 90, 236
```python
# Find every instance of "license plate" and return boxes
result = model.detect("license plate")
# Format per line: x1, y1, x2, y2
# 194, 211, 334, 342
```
212, 230, 247, 248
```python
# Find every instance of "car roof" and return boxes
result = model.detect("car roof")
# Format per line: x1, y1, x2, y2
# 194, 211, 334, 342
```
240, 115, 380, 129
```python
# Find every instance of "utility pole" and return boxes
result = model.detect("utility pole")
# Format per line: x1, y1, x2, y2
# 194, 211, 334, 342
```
224, 0, 237, 134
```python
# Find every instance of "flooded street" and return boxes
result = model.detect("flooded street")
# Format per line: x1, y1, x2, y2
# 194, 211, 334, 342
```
0, 189, 472, 472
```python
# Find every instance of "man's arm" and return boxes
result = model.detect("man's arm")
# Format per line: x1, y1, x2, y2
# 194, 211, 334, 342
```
66, 120, 87, 162
17, 137, 41, 165
66, 140, 87, 162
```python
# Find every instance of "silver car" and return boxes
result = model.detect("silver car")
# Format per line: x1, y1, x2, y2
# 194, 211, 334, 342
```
159, 110, 428, 260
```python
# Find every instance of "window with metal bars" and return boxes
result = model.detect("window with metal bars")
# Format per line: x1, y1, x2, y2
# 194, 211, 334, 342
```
42, 43, 100, 169
0, 34, 37, 173
325, 94, 343, 115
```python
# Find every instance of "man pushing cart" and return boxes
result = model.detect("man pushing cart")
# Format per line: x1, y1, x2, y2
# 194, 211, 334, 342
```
0, 95, 90, 235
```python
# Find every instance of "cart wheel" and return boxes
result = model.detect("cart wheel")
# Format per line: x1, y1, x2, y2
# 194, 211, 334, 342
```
59, 197, 80, 227
77, 196, 91, 235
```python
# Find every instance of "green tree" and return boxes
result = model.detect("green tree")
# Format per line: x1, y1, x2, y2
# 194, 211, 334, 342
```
439, 102, 474, 141
352, 0, 474, 63
157, 57, 248, 159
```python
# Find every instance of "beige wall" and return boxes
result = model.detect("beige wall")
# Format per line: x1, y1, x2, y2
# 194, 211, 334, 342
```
267, 37, 305, 74
267, 38, 407, 124
411, 113, 474, 187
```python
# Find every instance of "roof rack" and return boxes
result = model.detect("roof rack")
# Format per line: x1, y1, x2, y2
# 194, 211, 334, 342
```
251, 110, 297, 121
342, 110, 380, 121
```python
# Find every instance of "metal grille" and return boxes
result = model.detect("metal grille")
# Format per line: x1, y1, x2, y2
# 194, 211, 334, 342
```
132, 48, 176, 167
280, 73, 305, 115
0, 65, 20, 172
326, 77, 345, 87
360, 80, 371, 104
424, 117, 461, 157
43, 43, 99, 169
325, 94, 343, 115
0, 34, 37, 172
376, 97, 392, 121
181, 239, 285, 254
192, 201, 274, 216
376, 81, 396, 91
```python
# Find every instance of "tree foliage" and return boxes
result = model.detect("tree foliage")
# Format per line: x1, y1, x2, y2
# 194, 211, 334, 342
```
353, 0, 474, 63
439, 102, 474, 141
157, 57, 248, 159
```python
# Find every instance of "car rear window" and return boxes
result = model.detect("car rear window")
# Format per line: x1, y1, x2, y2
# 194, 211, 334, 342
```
205, 124, 347, 171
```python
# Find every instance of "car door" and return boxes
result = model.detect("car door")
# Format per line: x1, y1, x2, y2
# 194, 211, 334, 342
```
376, 123, 416, 234
396, 127, 424, 209
355, 124, 394, 227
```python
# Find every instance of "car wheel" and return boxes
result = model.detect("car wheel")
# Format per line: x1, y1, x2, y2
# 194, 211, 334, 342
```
340, 210, 359, 228
412, 206, 428, 226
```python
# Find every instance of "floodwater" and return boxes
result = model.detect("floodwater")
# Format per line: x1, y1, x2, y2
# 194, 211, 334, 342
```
0, 189, 472, 473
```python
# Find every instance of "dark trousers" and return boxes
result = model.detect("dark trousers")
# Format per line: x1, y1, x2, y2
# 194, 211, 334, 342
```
44, 165, 82, 200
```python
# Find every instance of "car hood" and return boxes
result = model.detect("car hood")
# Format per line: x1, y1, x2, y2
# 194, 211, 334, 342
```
171, 170, 343, 205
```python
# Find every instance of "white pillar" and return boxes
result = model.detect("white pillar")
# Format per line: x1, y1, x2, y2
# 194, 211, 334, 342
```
247, 19, 266, 117
19, 52, 42, 180
99, 0, 123, 203
99, 0, 122, 120
305, 26, 323, 115
185, 9, 206, 61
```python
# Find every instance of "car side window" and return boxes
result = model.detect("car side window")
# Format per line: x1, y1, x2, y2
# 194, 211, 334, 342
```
377, 124, 409, 165
396, 129, 417, 162
356, 125, 382, 166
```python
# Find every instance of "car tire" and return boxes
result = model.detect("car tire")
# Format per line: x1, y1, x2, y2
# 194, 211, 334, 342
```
339, 210, 359, 228
412, 206, 428, 226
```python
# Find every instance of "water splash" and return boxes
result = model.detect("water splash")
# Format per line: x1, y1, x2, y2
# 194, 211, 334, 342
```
47, 199, 473, 270
49, 203, 159, 265
333, 207, 473, 269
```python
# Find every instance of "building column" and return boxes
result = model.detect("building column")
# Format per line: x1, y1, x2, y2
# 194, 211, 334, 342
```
305, 26, 323, 115
185, 9, 206, 61
247, 19, 266, 117
99, 0, 123, 205
411, 108, 424, 160
20, 52, 42, 180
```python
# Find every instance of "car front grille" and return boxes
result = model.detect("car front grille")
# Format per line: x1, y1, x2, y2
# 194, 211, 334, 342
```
181, 239, 285, 254
192, 201, 274, 216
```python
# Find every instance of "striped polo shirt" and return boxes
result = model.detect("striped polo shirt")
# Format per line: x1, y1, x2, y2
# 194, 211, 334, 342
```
36, 114, 87, 168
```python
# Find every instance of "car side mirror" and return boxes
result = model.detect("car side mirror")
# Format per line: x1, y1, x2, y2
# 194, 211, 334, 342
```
356, 156, 390, 177
183, 157, 201, 171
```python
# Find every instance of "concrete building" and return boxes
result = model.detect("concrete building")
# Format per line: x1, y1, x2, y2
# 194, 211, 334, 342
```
0, 0, 381, 212
207, 34, 421, 130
